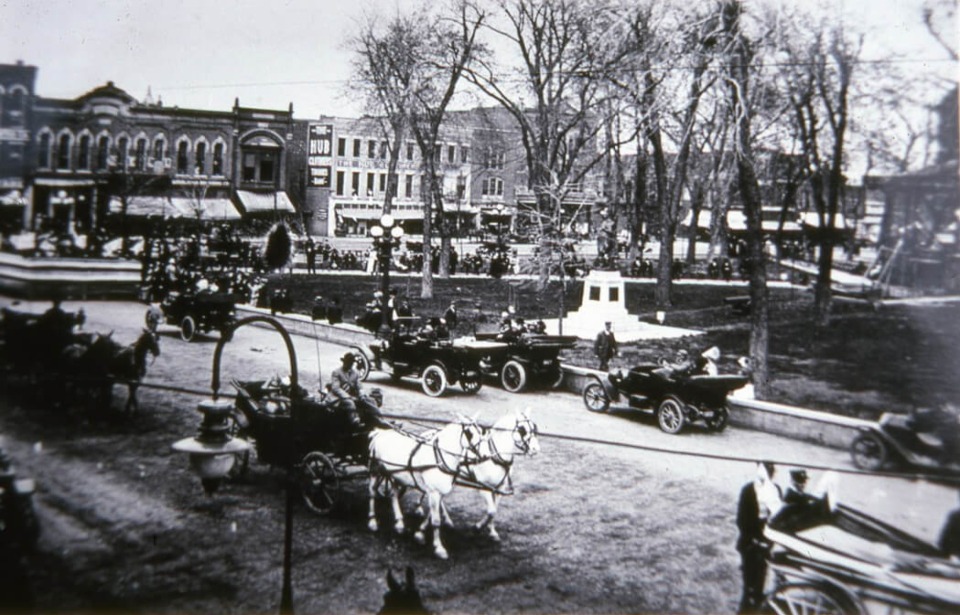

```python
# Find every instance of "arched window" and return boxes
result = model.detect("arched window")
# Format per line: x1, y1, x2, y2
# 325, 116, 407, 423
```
9, 89, 23, 112
117, 137, 129, 169
78, 135, 91, 170
135, 138, 147, 170
153, 138, 164, 163
96, 136, 110, 170
56, 133, 71, 170
195, 141, 206, 174
37, 133, 51, 168
212, 142, 224, 175
176, 141, 188, 173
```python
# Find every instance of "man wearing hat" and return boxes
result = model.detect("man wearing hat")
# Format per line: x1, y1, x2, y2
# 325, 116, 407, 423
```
330, 352, 364, 427
593, 321, 618, 371
783, 469, 813, 505
736, 461, 782, 614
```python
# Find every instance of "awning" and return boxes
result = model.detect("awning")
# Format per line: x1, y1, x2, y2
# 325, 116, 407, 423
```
109, 196, 187, 218
0, 190, 25, 206
169, 197, 242, 221
236, 190, 295, 213
336, 205, 424, 221
34, 177, 97, 187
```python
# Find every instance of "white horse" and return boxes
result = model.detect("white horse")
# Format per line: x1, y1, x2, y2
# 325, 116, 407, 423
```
367, 415, 485, 559
439, 408, 540, 542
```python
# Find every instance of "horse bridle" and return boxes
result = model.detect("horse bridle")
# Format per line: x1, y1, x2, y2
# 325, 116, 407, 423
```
512, 417, 538, 454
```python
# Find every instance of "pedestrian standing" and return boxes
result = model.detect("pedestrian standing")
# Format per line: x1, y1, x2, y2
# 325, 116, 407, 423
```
443, 300, 458, 332
593, 321, 618, 371
736, 461, 783, 614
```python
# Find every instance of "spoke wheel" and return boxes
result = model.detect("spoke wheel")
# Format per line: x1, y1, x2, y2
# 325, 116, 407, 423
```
707, 407, 729, 432
353, 351, 370, 380
583, 382, 610, 413
461, 372, 482, 395
657, 398, 685, 434
421, 364, 447, 397
765, 583, 859, 615
851, 432, 888, 471
300, 452, 339, 514
501, 360, 527, 393
180, 316, 196, 342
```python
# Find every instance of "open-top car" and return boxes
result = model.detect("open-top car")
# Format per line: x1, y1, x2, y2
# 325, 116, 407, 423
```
161, 290, 237, 342
582, 362, 748, 434
350, 316, 508, 397
475, 331, 577, 392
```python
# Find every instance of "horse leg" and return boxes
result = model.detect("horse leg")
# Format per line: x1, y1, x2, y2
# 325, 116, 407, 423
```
475, 491, 501, 542
125, 382, 138, 413
388, 487, 405, 535
439, 499, 455, 528
426, 491, 448, 560
367, 472, 381, 532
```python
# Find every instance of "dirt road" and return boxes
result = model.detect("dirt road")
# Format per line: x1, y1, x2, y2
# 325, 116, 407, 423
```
1, 299, 955, 613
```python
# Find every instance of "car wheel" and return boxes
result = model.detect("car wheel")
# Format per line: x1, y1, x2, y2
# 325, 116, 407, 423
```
657, 398, 685, 434
583, 382, 610, 413
501, 360, 527, 393
180, 316, 196, 342
300, 452, 339, 514
850, 432, 887, 471
353, 351, 370, 381
421, 364, 447, 397
461, 372, 483, 395
707, 407, 729, 432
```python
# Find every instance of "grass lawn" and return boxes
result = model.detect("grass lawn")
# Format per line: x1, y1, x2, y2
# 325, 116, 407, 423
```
261, 272, 960, 420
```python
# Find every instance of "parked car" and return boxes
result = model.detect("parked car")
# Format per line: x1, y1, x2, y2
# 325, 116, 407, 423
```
475, 331, 576, 393
161, 290, 237, 342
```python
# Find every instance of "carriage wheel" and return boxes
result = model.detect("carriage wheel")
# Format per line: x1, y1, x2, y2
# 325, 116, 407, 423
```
657, 398, 685, 434
765, 582, 861, 615
421, 365, 447, 397
461, 371, 483, 395
850, 432, 888, 471
500, 360, 527, 393
300, 452, 340, 514
353, 352, 371, 380
180, 316, 197, 342
583, 382, 610, 413
707, 407, 729, 432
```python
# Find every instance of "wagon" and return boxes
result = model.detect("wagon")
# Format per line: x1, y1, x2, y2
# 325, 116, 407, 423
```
211, 316, 377, 513
474, 331, 577, 392
764, 496, 960, 615
350, 316, 508, 397
582, 363, 748, 433
161, 290, 237, 342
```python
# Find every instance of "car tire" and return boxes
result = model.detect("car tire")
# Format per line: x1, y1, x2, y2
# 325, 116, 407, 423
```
180, 316, 196, 342
657, 397, 685, 434
461, 372, 483, 395
583, 382, 610, 413
501, 360, 527, 393
850, 432, 888, 471
421, 364, 447, 397
707, 407, 729, 432
353, 352, 370, 381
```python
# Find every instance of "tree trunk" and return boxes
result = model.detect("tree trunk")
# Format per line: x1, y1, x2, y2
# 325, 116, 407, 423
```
686, 183, 704, 264
738, 156, 770, 398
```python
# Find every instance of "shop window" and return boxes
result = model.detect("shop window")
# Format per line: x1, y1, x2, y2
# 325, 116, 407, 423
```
78, 135, 91, 170
195, 142, 206, 174
337, 138, 346, 157
37, 133, 50, 168
57, 134, 71, 170
135, 138, 147, 170
176, 141, 188, 173
241, 148, 277, 184
96, 136, 109, 170
212, 143, 224, 175
336, 171, 345, 196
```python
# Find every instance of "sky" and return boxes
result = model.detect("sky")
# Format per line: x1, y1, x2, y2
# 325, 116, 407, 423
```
0, 0, 956, 121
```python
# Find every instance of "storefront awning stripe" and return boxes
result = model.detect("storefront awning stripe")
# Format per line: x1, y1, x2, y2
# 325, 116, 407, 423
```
108, 196, 184, 218
169, 197, 242, 221
236, 190, 296, 213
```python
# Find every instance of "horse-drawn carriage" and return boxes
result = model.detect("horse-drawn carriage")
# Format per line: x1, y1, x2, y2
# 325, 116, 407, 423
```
0, 303, 159, 412
474, 331, 576, 392
582, 363, 748, 433
764, 493, 960, 614
350, 316, 508, 397
160, 290, 237, 342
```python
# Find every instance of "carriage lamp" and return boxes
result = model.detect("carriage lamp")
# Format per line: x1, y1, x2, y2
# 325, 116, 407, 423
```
172, 399, 251, 495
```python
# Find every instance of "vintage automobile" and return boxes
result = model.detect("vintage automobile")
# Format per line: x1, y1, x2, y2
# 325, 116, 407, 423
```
850, 410, 960, 477
582, 362, 748, 434
160, 290, 237, 342
475, 330, 577, 393
350, 316, 508, 397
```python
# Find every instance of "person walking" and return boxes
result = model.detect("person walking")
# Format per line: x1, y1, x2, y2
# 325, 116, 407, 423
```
736, 461, 783, 614
593, 321, 618, 371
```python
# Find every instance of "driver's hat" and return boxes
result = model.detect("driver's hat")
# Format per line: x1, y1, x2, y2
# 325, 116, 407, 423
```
790, 469, 808, 483
341, 352, 356, 363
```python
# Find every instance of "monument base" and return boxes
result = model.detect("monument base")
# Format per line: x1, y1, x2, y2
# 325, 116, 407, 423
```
542, 269, 702, 342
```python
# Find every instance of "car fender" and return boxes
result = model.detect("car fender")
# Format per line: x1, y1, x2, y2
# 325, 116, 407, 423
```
593, 375, 621, 402
352, 344, 375, 363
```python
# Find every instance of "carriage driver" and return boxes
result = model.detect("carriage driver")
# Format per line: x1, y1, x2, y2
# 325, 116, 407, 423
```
329, 352, 364, 428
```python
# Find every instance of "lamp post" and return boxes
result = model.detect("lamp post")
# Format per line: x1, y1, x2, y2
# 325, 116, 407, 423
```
495, 203, 505, 247
369, 213, 404, 334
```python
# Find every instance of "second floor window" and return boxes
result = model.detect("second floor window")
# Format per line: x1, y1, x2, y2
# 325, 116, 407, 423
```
406, 143, 414, 161
57, 134, 71, 170
336, 171, 345, 196
367, 140, 376, 159
366, 172, 375, 195
153, 139, 164, 162
176, 141, 188, 173
78, 135, 91, 170
195, 142, 206, 174
351, 171, 360, 195
447, 145, 455, 163
241, 149, 277, 184
337, 138, 346, 157
212, 143, 224, 175
352, 139, 361, 157
135, 138, 147, 170
96, 136, 109, 170
117, 137, 129, 169
405, 174, 413, 198
37, 133, 50, 168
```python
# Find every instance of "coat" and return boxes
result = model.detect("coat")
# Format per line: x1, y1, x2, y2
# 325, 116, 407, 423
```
593, 329, 617, 360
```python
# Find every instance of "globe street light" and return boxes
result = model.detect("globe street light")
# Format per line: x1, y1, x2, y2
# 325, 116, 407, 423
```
369, 213, 404, 334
